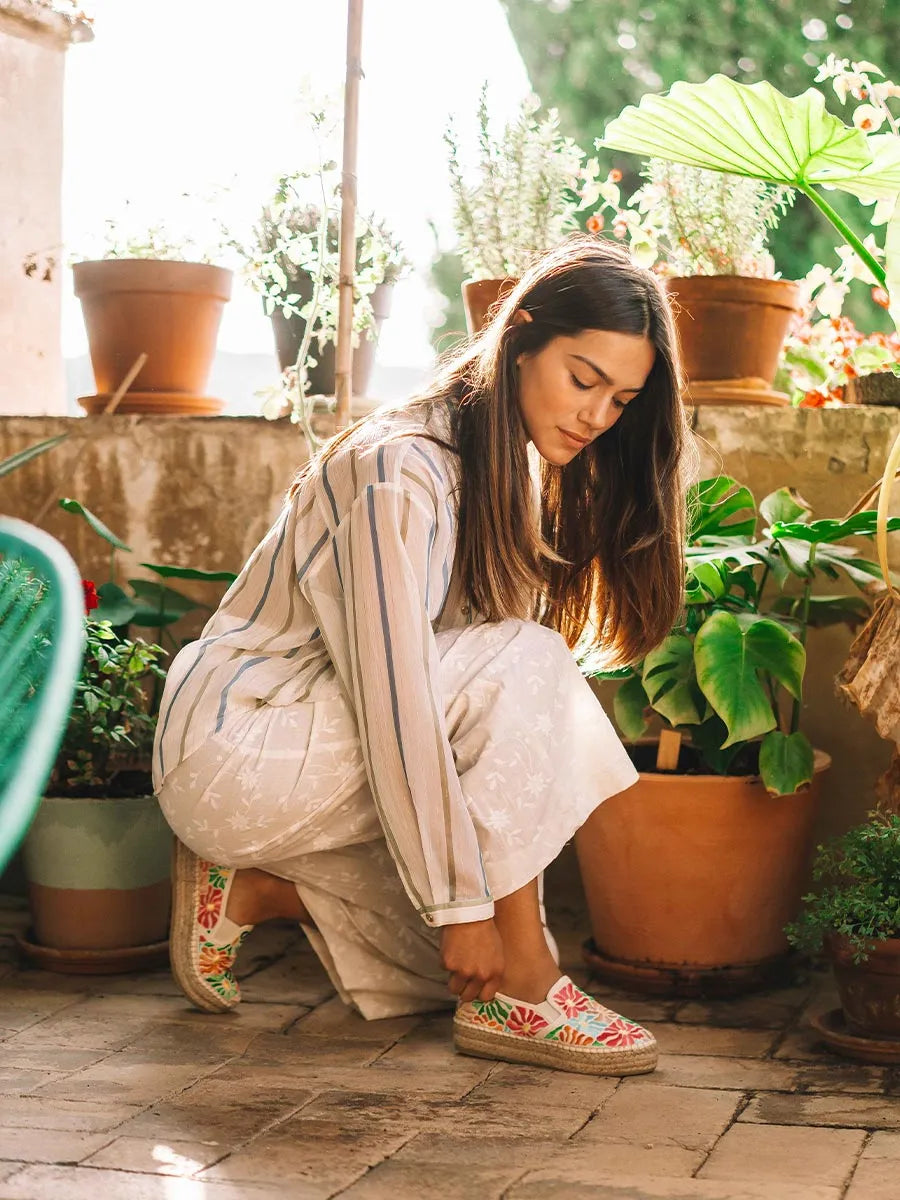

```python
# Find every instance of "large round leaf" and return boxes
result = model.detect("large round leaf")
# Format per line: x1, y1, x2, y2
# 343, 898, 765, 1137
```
694, 612, 804, 748
614, 674, 650, 741
599, 76, 873, 190
642, 634, 705, 727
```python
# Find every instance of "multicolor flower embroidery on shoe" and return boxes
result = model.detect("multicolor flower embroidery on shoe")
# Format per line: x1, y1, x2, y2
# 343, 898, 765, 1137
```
456, 975, 656, 1053
193, 861, 251, 1003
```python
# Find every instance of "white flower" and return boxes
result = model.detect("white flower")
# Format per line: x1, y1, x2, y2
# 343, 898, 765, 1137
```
852, 61, 885, 77
872, 196, 898, 227
630, 238, 658, 270
813, 279, 850, 318
852, 104, 886, 133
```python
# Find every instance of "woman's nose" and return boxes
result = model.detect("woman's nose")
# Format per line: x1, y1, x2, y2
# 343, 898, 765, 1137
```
578, 392, 618, 432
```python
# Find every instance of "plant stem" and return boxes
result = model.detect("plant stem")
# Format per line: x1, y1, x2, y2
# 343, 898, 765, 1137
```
799, 185, 886, 287
790, 543, 817, 734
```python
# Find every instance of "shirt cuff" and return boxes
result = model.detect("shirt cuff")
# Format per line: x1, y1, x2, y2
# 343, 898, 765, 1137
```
419, 899, 495, 928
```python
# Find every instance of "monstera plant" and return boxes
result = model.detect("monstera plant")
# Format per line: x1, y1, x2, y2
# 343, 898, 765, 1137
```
597, 476, 900, 797
597, 72, 900, 327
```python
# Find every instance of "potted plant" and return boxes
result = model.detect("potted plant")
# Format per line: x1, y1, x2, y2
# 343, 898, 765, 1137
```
233, 175, 408, 397
583, 158, 799, 405
72, 214, 233, 416
577, 475, 900, 996
445, 87, 585, 333
16, 498, 236, 972
786, 814, 900, 1060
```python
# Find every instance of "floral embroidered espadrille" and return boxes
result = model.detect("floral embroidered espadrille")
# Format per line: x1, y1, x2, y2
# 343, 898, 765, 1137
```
170, 839, 254, 1013
454, 975, 657, 1075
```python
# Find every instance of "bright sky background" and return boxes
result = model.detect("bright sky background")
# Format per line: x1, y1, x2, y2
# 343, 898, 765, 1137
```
61, 0, 532, 402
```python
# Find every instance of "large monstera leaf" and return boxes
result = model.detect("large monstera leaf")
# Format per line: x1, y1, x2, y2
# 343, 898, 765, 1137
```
598, 76, 873, 189
694, 612, 805, 748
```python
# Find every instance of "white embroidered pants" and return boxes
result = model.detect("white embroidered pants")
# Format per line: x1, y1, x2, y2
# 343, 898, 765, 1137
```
157, 619, 638, 1019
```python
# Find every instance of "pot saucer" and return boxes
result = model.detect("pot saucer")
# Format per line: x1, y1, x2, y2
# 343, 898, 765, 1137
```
77, 392, 225, 416
809, 1007, 900, 1064
14, 931, 170, 976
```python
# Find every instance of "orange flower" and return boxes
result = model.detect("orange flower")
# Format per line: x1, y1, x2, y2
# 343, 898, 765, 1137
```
199, 943, 232, 976
586, 214, 605, 234
555, 1024, 596, 1046
608, 168, 623, 182
872, 286, 891, 310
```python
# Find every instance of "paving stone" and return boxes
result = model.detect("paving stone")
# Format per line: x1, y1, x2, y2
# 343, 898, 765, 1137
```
699, 1122, 866, 1186
238, 942, 336, 1008
575, 1082, 743, 1151
120, 1084, 315, 1142
845, 1131, 900, 1199
82, 1134, 227, 1174
533, 1139, 704, 1179
0, 1045, 111, 1072
675, 986, 811, 1029
739, 1092, 900, 1129
3, 1011, 158, 1053
30, 1055, 217, 1105
389, 1132, 565, 1167
118, 1020, 280, 1065
792, 1061, 888, 1095
362, 1028, 498, 1095
0, 1163, 282, 1198
774, 1027, 838, 1062
0, 1065, 69, 1095
297, 1088, 592, 1140
75, 970, 183, 997
201, 1117, 411, 1191
289, 995, 425, 1043
0, 1128, 114, 1164
624, 1053, 800, 1092
0, 988, 83, 1032
233, 919, 305, 977
643, 1023, 780, 1058
507, 1172, 842, 1199
65, 993, 305, 1031
466, 1061, 617, 1110
239, 1032, 383, 1069
0, 1095, 143, 1132
333, 1158, 522, 1199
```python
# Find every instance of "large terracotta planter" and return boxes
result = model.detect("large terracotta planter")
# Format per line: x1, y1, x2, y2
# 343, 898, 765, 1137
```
665, 276, 802, 406
270, 280, 394, 397
461, 277, 517, 335
73, 258, 233, 415
20, 794, 172, 973
829, 934, 900, 1038
577, 748, 830, 995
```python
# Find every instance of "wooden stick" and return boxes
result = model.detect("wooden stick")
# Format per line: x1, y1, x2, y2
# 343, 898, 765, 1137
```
656, 728, 682, 772
103, 352, 147, 415
334, 0, 364, 432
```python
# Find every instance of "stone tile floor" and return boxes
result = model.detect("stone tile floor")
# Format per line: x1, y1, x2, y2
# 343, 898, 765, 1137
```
0, 908, 897, 1200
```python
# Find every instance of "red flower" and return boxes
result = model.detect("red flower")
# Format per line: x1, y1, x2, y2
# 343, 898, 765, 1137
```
608, 168, 623, 183
82, 580, 99, 614
551, 980, 592, 1018
586, 214, 605, 234
196, 885, 223, 931
506, 1006, 549, 1037
872, 286, 891, 310
596, 1018, 646, 1048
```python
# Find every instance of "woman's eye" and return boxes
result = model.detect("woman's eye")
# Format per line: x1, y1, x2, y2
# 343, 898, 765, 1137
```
570, 373, 591, 391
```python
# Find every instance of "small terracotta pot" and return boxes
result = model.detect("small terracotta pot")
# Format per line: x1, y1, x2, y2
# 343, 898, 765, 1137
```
577, 749, 830, 993
665, 276, 802, 405
829, 934, 900, 1038
73, 259, 232, 414
461, 277, 517, 335
22, 794, 173, 970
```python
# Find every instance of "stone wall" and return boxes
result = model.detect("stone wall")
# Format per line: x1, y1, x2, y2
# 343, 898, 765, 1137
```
2, 406, 899, 904
0, 2, 91, 416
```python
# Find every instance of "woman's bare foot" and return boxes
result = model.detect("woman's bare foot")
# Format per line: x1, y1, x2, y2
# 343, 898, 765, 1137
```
225, 868, 313, 927
496, 956, 563, 1005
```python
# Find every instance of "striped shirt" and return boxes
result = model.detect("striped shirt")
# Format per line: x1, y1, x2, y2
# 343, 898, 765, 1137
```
153, 400, 501, 927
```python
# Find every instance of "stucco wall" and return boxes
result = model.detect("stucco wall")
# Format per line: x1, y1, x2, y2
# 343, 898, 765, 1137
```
0, 5, 89, 416
1, 406, 899, 898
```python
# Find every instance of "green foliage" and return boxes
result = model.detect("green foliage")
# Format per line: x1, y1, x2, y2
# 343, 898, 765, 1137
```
0, 435, 67, 479
594, 475, 891, 796
785, 814, 900, 961
49, 621, 166, 793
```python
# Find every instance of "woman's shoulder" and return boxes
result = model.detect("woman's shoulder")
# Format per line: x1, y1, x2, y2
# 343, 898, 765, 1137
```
335, 398, 459, 496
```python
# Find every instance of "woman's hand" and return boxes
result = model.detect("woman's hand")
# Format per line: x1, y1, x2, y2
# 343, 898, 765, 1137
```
440, 918, 505, 1003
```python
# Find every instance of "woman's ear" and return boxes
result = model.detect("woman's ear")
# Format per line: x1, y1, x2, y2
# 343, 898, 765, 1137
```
511, 308, 533, 326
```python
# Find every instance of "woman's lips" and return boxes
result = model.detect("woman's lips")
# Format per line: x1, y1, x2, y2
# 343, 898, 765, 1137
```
560, 428, 591, 448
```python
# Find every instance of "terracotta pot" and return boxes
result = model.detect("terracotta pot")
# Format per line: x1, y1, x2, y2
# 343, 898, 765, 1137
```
21, 794, 172, 969
73, 259, 232, 414
576, 748, 830, 993
269, 280, 394, 396
461, 277, 517, 335
829, 934, 900, 1038
664, 276, 802, 406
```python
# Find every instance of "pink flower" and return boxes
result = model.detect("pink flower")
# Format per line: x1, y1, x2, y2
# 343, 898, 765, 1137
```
596, 1018, 647, 1048
506, 1006, 549, 1037
551, 981, 593, 1018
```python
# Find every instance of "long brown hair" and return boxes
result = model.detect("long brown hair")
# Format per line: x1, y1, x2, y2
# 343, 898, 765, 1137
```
292, 234, 690, 667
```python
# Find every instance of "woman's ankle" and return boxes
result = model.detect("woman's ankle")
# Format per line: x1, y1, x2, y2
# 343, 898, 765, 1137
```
496, 957, 562, 1005
225, 868, 309, 926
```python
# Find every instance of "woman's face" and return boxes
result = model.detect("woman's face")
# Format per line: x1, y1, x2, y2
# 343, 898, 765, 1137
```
515, 319, 656, 466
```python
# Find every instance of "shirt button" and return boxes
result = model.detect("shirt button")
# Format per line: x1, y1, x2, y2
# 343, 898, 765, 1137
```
423, 913, 434, 924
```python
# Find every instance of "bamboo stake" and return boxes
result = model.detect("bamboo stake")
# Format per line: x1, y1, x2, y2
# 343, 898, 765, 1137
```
335, 0, 364, 431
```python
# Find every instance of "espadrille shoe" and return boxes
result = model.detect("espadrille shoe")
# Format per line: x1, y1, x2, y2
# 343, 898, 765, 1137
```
170, 840, 253, 1013
454, 975, 657, 1076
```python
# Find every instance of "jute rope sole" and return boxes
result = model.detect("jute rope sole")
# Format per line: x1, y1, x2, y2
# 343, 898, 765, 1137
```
453, 1019, 658, 1076
170, 839, 235, 1014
